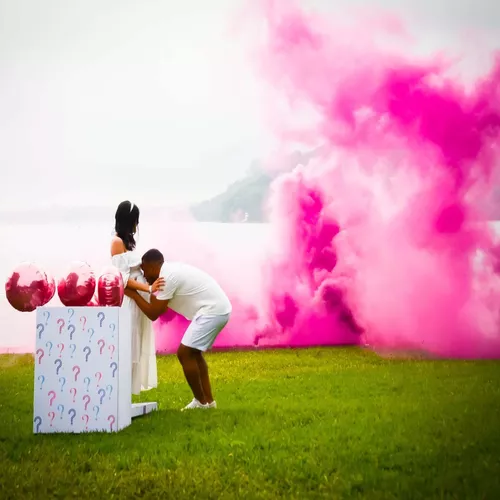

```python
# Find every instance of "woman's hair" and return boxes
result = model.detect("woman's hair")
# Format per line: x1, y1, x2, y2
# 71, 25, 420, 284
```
114, 201, 140, 251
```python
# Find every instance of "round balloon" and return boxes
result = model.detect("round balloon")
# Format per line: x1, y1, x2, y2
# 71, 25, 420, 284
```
57, 262, 96, 307
97, 266, 124, 307
5, 263, 50, 312
44, 272, 56, 305
87, 291, 99, 307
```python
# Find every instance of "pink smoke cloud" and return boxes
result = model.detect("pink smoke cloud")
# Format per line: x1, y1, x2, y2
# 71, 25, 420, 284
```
155, 0, 500, 358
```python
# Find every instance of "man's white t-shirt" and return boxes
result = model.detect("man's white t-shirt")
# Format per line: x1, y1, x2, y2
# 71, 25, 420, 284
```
155, 262, 232, 321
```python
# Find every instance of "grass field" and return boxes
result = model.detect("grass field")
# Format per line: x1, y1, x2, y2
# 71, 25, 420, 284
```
1, 348, 500, 499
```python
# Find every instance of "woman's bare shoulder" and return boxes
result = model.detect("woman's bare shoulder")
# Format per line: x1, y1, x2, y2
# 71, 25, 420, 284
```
110, 236, 126, 256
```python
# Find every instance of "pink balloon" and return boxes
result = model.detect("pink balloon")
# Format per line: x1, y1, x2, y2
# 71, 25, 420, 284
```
97, 266, 124, 307
57, 262, 96, 307
44, 272, 56, 305
5, 263, 50, 312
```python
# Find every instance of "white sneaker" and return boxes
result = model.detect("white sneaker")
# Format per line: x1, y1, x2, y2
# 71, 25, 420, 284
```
181, 398, 209, 411
207, 401, 217, 409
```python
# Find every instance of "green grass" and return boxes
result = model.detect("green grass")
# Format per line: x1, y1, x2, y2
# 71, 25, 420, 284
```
1, 348, 500, 499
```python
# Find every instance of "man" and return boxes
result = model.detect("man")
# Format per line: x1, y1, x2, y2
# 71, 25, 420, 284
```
124, 249, 232, 410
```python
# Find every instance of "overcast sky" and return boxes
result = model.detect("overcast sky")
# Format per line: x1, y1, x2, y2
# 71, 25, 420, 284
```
0, 0, 498, 211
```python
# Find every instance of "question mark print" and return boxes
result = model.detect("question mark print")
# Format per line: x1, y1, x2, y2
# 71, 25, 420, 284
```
54, 359, 62, 375
97, 339, 105, 355
57, 318, 65, 334
98, 388, 106, 404
67, 324, 76, 340
48, 390, 56, 406
97, 311, 105, 327
83, 346, 91, 362
83, 377, 91, 392
36, 323, 44, 339
83, 395, 91, 410
107, 415, 116, 431
36, 349, 44, 364
34, 416, 42, 433
82, 414, 89, 429
106, 384, 113, 400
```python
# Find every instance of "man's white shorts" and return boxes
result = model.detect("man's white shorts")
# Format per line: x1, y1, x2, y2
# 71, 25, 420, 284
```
181, 313, 231, 352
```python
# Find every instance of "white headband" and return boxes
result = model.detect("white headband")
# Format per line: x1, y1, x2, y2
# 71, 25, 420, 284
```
130, 202, 135, 212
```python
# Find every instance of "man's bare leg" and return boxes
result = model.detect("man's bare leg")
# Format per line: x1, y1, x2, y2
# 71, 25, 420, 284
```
196, 354, 214, 404
177, 344, 207, 404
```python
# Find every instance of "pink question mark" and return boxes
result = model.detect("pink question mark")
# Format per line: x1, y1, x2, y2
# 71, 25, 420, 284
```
48, 411, 55, 426
97, 339, 105, 355
57, 343, 64, 357
82, 414, 89, 429
48, 390, 56, 406
108, 345, 115, 359
57, 318, 65, 334
72, 365, 81, 381
36, 348, 44, 364
95, 372, 102, 386
83, 395, 91, 411
70, 387, 77, 403
107, 415, 116, 431
80, 316, 87, 331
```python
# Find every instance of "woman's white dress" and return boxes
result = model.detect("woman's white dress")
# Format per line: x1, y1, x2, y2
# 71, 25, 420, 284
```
111, 251, 157, 395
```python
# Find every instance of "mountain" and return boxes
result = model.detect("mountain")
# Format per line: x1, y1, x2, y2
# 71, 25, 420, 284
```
190, 149, 321, 222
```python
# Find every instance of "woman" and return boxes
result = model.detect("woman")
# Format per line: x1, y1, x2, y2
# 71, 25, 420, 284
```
111, 200, 162, 395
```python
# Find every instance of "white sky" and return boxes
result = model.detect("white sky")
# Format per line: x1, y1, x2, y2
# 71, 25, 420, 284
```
0, 0, 498, 211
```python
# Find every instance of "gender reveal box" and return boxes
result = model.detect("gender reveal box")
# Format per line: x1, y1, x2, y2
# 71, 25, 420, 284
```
34, 307, 132, 433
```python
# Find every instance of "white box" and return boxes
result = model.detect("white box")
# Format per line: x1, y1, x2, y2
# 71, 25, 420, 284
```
34, 306, 132, 433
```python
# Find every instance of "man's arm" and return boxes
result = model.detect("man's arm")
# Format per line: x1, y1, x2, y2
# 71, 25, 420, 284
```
127, 290, 169, 322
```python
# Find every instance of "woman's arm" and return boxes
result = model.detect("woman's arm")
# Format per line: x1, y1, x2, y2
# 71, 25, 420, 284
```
125, 278, 150, 293
125, 290, 170, 321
